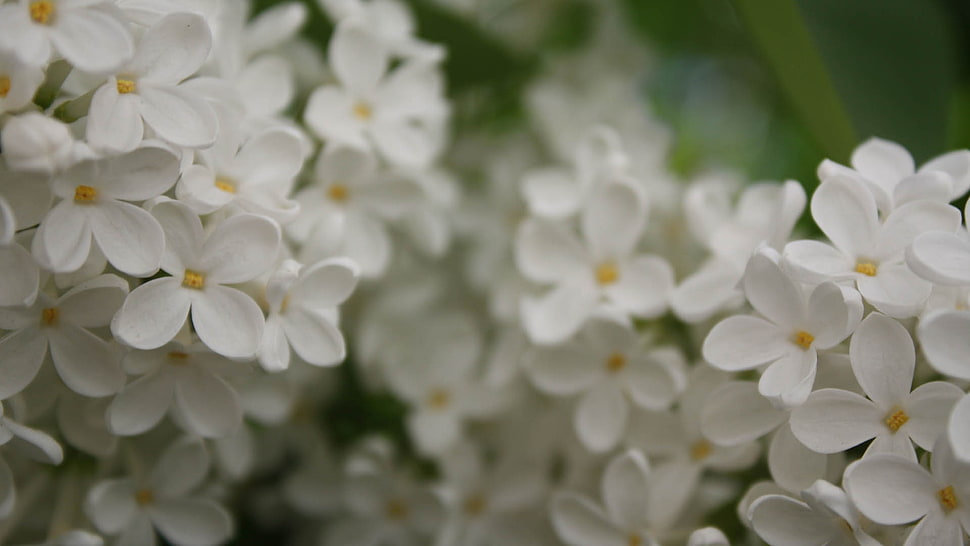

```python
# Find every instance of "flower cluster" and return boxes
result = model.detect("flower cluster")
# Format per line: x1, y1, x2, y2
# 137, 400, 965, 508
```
1, 0, 969, 545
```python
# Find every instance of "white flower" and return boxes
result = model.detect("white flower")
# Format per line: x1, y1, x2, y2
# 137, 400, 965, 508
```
0, 112, 75, 173
748, 480, 879, 546
317, 0, 445, 61
0, 0, 133, 72
0, 274, 127, 399
844, 435, 970, 546
32, 146, 178, 276
550, 449, 675, 546
790, 313, 962, 461
0, 50, 45, 113
175, 123, 304, 223
85, 436, 232, 546
688, 527, 730, 546
702, 250, 862, 407
526, 318, 686, 452
107, 340, 246, 438
258, 257, 359, 372
303, 20, 447, 168
0, 196, 39, 307
818, 138, 970, 213
111, 200, 280, 358
86, 13, 218, 152
783, 176, 961, 317
515, 180, 672, 344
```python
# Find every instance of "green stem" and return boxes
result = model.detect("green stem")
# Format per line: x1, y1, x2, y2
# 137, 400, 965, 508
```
52, 86, 96, 124
32, 60, 72, 111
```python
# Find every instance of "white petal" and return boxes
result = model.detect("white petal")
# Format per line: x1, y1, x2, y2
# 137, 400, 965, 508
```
86, 85, 143, 153
903, 509, 965, 546
50, 7, 133, 73
921, 149, 970, 198
687, 527, 729, 546
111, 277, 191, 350
303, 86, 366, 147
200, 214, 280, 284
670, 258, 742, 323
849, 313, 914, 407
3, 419, 63, 464
907, 231, 970, 286
283, 308, 346, 367
97, 146, 180, 202
602, 450, 651, 531
550, 493, 626, 546
522, 167, 581, 219
116, 512, 154, 546
582, 181, 646, 260
35, 200, 92, 273
236, 55, 294, 117
525, 341, 599, 396
743, 251, 806, 330
150, 436, 209, 496
131, 13, 211, 85
575, 381, 628, 453
843, 455, 937, 525
139, 85, 218, 149
175, 367, 241, 438
873, 200, 961, 260
337, 212, 390, 277
108, 372, 175, 436
893, 172, 952, 208
229, 129, 304, 189
701, 381, 788, 446
290, 257, 359, 309
947, 394, 970, 463
57, 273, 129, 328
767, 425, 830, 493
370, 116, 438, 168
851, 138, 914, 184
0, 328, 46, 400
190, 285, 264, 359
151, 200, 203, 276
789, 388, 885, 453
748, 495, 832, 546
857, 262, 931, 318
904, 381, 963, 451
604, 255, 672, 317
89, 201, 164, 277
624, 353, 681, 410
702, 315, 790, 371
782, 240, 853, 283
151, 499, 232, 546
805, 282, 860, 349
407, 410, 460, 455
521, 278, 598, 345
919, 311, 970, 380
0, 169, 52, 230
758, 349, 817, 408
811, 177, 879, 258
330, 21, 387, 96
85, 479, 137, 535
49, 325, 124, 397
514, 219, 588, 284
257, 315, 289, 372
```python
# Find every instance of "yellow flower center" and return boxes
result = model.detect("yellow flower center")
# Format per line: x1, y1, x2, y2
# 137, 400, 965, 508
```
884, 407, 909, 432
134, 489, 154, 506
29, 1, 55, 25
73, 185, 97, 203
690, 439, 713, 461
0, 76, 11, 98
427, 389, 450, 410
792, 330, 814, 350
595, 262, 619, 285
385, 499, 408, 521
605, 353, 626, 373
938, 485, 958, 512
41, 307, 58, 327
628, 534, 643, 546
463, 494, 487, 516
116, 78, 136, 94
855, 261, 878, 276
182, 269, 206, 290
353, 101, 373, 120
327, 183, 349, 202
215, 177, 237, 193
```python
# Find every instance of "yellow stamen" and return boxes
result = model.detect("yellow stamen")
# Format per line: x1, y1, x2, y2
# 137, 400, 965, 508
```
0, 76, 10, 98
385, 499, 408, 520
595, 262, 619, 285
167, 352, 190, 365
29, 1, 55, 25
792, 330, 814, 350
73, 185, 97, 203
605, 353, 626, 373
463, 494, 486, 516
327, 183, 349, 202
214, 177, 236, 193
182, 270, 205, 290
427, 389, 450, 410
938, 485, 958, 512
855, 261, 878, 276
628, 534, 643, 546
116, 78, 136, 94
353, 101, 372, 120
884, 407, 909, 432
690, 439, 713, 461
41, 308, 58, 327
134, 489, 154, 506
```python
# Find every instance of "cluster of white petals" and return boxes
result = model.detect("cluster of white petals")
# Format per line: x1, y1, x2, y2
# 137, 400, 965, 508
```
1, 0, 969, 545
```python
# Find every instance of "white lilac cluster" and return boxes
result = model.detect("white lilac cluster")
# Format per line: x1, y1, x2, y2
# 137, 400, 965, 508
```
1, 1, 970, 546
